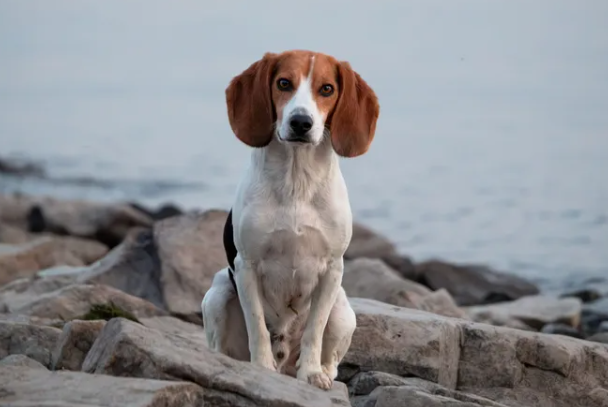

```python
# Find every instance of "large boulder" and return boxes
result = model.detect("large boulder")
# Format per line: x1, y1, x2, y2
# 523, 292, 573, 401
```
415, 260, 539, 306
0, 320, 61, 368
0, 365, 206, 407
78, 210, 229, 322
0, 193, 153, 247
83, 318, 350, 407
0, 236, 108, 286
464, 295, 582, 330
345, 223, 416, 279
5, 282, 167, 321
342, 298, 608, 407
343, 259, 465, 319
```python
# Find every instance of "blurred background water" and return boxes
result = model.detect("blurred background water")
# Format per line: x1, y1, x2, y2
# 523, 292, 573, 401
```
1, 0, 607, 291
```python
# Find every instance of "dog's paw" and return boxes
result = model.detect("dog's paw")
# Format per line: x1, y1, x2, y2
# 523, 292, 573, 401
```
297, 367, 333, 390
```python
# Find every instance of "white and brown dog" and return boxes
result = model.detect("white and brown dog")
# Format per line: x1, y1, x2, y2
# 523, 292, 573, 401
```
201, 50, 379, 390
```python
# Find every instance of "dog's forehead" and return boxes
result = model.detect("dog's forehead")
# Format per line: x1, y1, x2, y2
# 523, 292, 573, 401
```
275, 51, 337, 82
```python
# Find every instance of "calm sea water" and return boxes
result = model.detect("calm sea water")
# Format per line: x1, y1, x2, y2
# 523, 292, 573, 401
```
1, 1, 607, 291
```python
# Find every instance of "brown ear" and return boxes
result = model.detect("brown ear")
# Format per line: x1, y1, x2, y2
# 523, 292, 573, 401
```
330, 62, 380, 157
225, 53, 277, 147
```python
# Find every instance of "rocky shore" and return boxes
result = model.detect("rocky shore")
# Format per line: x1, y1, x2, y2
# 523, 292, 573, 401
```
1, 191, 607, 407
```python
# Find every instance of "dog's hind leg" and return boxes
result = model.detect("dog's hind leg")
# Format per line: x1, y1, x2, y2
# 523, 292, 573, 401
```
201, 268, 250, 361
320, 287, 356, 380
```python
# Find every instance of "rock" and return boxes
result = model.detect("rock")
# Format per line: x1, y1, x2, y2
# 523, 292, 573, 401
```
129, 202, 183, 221
343, 258, 431, 305
362, 385, 508, 407
0, 365, 205, 407
415, 260, 539, 306
83, 318, 350, 407
583, 297, 608, 320
0, 274, 77, 314
0, 236, 108, 286
599, 321, 608, 333
140, 315, 205, 336
0, 321, 61, 368
341, 298, 461, 387
410, 288, 469, 320
8, 282, 167, 321
79, 210, 229, 323
561, 288, 602, 303
0, 193, 153, 247
541, 323, 584, 339
464, 295, 582, 330
349, 373, 507, 406
51, 319, 106, 371
0, 156, 45, 177
0, 354, 47, 369
0, 222, 31, 244
587, 332, 608, 345
344, 223, 418, 280
342, 298, 608, 407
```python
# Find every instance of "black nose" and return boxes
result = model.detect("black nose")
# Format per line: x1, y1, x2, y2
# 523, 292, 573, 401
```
289, 114, 313, 137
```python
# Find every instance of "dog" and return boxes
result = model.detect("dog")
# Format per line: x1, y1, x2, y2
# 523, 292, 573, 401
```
201, 50, 379, 390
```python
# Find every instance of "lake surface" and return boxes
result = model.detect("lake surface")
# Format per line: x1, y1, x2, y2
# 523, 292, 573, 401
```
1, 1, 607, 291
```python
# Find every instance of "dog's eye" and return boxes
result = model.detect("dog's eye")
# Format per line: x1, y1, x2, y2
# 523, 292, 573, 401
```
320, 84, 334, 97
277, 78, 292, 91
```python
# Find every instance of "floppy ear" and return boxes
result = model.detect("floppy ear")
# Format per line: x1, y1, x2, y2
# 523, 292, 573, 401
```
330, 62, 380, 157
225, 53, 278, 147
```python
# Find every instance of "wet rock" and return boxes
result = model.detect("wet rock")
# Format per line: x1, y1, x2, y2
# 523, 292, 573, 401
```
343, 258, 431, 307
79, 210, 229, 323
0, 320, 61, 368
342, 298, 608, 407
51, 319, 106, 371
8, 283, 167, 321
0, 236, 108, 286
0, 365, 205, 407
540, 323, 584, 339
415, 260, 539, 306
464, 295, 582, 330
0, 354, 47, 369
83, 318, 350, 407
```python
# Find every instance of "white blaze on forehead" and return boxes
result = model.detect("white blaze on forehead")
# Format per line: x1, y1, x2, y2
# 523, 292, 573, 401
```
283, 56, 320, 119
279, 55, 327, 144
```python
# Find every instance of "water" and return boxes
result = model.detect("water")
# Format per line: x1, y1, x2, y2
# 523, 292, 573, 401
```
1, 1, 607, 291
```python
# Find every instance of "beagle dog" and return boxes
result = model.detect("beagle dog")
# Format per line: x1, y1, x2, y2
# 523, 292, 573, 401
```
201, 50, 379, 390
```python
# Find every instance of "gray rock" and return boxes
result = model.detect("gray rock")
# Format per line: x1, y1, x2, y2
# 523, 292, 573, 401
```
140, 315, 205, 337
343, 258, 430, 304
0, 236, 108, 286
343, 298, 608, 407
366, 385, 506, 407
587, 332, 608, 345
541, 323, 584, 339
0, 274, 77, 314
0, 365, 205, 407
52, 319, 106, 371
0, 321, 61, 368
464, 295, 582, 330
10, 282, 168, 321
415, 260, 539, 306
0, 354, 47, 369
83, 318, 350, 407
78, 210, 229, 323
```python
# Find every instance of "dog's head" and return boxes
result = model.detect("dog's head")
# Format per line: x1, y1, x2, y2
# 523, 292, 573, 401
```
225, 50, 380, 157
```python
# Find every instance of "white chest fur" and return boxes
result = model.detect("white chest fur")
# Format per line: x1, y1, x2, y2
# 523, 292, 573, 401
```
232, 138, 352, 329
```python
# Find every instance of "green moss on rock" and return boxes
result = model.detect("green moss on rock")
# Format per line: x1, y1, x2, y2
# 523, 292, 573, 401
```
78, 302, 140, 324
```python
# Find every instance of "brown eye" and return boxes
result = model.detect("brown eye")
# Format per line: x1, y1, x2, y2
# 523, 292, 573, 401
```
320, 84, 334, 97
277, 78, 292, 91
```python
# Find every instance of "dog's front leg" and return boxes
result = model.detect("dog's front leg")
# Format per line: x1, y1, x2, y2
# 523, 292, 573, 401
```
296, 258, 343, 389
234, 259, 276, 371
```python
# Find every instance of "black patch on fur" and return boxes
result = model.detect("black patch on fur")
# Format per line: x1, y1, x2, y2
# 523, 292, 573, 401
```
223, 209, 238, 293
276, 351, 285, 360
